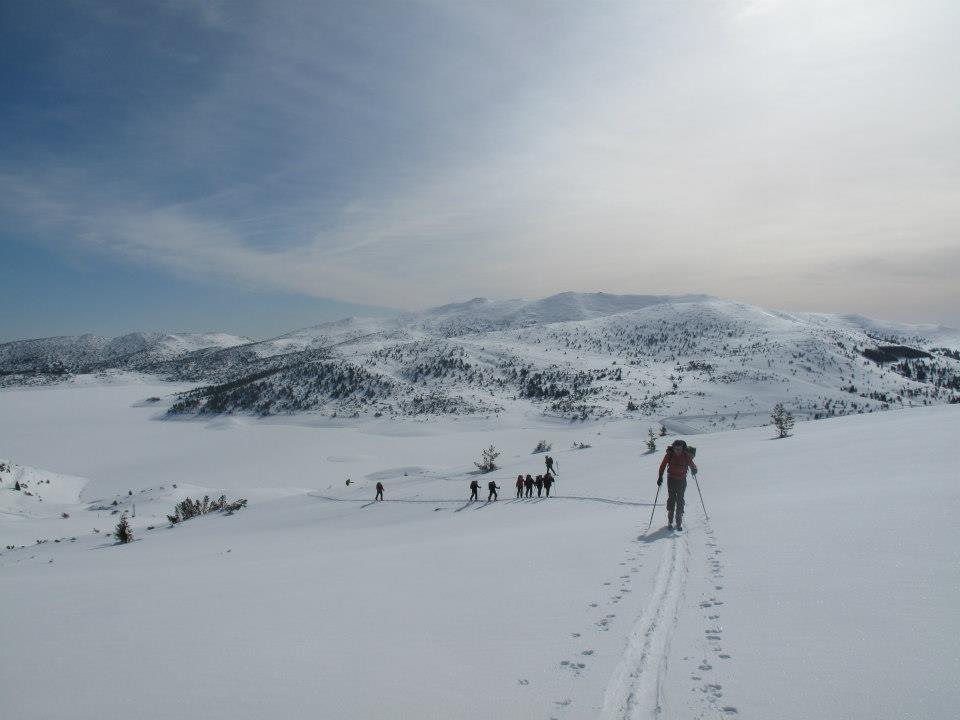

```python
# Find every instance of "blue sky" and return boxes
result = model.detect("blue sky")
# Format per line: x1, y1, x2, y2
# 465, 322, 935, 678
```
2, 0, 958, 342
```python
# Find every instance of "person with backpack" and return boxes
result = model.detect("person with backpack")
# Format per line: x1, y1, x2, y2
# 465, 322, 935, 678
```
524, 474, 535, 498
374, 482, 384, 501
534, 475, 544, 497
543, 473, 555, 497
515, 474, 524, 498
657, 439, 698, 530
545, 455, 557, 475
487, 480, 500, 501
469, 479, 480, 501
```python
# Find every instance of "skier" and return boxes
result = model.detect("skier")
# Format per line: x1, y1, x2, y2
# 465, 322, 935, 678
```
515, 474, 524, 499
545, 455, 557, 475
487, 480, 500, 501
469, 479, 480, 501
534, 475, 544, 497
374, 482, 384, 501
657, 439, 698, 530
524, 474, 535, 498
543, 472, 555, 497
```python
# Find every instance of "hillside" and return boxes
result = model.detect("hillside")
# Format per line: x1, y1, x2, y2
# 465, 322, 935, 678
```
2, 388, 957, 720
2, 294, 958, 426
0, 332, 250, 383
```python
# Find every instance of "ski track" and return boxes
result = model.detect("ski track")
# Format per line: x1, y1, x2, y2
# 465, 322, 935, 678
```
599, 529, 689, 720
308, 494, 651, 507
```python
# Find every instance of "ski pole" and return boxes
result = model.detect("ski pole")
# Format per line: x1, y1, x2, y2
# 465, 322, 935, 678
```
646, 483, 661, 532
693, 472, 708, 520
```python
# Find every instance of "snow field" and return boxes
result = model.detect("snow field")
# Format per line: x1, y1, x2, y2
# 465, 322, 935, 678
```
1, 382, 958, 719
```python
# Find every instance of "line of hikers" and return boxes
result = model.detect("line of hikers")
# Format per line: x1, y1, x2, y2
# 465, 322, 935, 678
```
373, 446, 698, 531
466, 470, 556, 502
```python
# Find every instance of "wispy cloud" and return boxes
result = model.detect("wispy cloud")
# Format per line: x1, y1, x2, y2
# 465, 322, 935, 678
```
2, 0, 959, 324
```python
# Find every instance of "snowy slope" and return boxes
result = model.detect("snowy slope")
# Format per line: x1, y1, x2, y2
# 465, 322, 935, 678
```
0, 331, 251, 382
2, 294, 958, 425
1, 383, 957, 720
162, 295, 960, 424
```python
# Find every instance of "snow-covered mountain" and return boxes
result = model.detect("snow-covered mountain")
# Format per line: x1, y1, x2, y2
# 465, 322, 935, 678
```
2, 293, 958, 426
0, 332, 251, 379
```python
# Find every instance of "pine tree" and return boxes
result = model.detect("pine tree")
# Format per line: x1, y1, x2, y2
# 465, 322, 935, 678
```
646, 427, 657, 453
114, 513, 133, 544
659, 425, 668, 437
772, 403, 795, 438
474, 445, 501, 473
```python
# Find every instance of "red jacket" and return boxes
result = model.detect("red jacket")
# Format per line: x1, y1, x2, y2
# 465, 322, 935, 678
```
659, 450, 697, 481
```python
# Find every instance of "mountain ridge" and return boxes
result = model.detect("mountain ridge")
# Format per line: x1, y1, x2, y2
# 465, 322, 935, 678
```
2, 293, 958, 427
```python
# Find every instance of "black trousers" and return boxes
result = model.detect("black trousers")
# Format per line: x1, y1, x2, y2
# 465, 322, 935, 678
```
375, 490, 383, 501
666, 476, 687, 521
525, 486, 533, 497
470, 489, 478, 501
516, 487, 523, 498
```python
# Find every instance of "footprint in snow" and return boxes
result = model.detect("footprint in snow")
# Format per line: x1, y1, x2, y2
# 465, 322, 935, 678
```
517, 679, 529, 686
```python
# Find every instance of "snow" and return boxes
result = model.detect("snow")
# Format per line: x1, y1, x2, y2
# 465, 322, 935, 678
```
1, 381, 958, 719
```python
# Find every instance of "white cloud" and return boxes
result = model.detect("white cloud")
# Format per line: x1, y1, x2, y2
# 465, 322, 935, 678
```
4, 0, 959, 324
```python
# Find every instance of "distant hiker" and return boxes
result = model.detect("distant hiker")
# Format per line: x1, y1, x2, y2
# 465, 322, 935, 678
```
469, 479, 480, 501
524, 474, 535, 498
516, 474, 524, 499
487, 480, 500, 501
657, 439, 698, 530
345, 478, 352, 486
375, 482, 384, 501
534, 475, 544, 497
543, 473, 555, 497
545, 455, 557, 475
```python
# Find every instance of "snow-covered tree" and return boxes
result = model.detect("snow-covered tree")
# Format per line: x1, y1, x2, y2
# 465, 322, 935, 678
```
114, 513, 133, 544
772, 403, 795, 438
646, 427, 657, 453
475, 445, 500, 473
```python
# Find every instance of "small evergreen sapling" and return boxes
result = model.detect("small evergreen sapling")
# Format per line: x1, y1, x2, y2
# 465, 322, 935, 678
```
646, 428, 657, 453
114, 513, 133, 544
475, 445, 500, 473
772, 403, 795, 438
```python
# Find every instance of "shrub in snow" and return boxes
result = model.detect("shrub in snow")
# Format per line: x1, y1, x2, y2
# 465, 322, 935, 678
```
772, 403, 795, 438
626, 401, 638, 412
15, 480, 21, 491
114, 513, 133, 544
645, 428, 657, 453
167, 495, 248, 525
474, 445, 500, 473
572, 441, 592, 450
61, 512, 69, 519
532, 440, 552, 454
659, 425, 668, 437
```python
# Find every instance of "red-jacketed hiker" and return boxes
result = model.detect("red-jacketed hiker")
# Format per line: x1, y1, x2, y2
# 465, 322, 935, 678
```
657, 439, 698, 530
515, 474, 524, 498
375, 482, 384, 501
